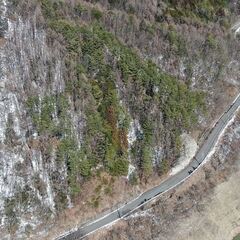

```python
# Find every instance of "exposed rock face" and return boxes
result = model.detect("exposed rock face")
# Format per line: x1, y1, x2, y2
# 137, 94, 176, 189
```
170, 133, 198, 175
0, 0, 239, 239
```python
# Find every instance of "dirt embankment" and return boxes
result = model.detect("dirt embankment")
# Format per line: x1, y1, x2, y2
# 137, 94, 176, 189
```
88, 112, 240, 240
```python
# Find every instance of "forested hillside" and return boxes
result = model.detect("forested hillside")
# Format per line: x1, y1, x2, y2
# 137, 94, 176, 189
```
0, 0, 239, 238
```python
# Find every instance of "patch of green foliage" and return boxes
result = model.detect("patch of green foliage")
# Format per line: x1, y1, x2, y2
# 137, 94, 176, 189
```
206, 33, 219, 49
91, 8, 103, 20
45, 16, 204, 176
26, 94, 92, 196
40, 0, 58, 19
233, 234, 240, 240
26, 94, 70, 136
141, 146, 153, 177
49, 19, 81, 53
166, 28, 187, 55
4, 198, 19, 234
163, 0, 229, 24
74, 3, 87, 17
159, 159, 170, 175
36, 0, 205, 183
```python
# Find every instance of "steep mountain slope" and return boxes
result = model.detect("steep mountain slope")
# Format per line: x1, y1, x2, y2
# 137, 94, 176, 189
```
0, 0, 239, 239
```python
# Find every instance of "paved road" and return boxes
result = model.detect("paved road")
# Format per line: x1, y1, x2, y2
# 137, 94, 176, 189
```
58, 94, 240, 240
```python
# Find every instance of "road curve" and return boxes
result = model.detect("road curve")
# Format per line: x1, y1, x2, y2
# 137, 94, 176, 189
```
57, 94, 240, 240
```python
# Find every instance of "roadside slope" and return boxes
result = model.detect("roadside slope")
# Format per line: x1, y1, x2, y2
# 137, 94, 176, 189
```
87, 111, 240, 240
56, 95, 239, 239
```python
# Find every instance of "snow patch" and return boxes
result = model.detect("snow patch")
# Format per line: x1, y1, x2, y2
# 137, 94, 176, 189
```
126, 208, 153, 219
127, 164, 136, 180
153, 146, 163, 166
234, 125, 240, 138
128, 119, 142, 146
231, 21, 240, 36
179, 60, 186, 79
31, 150, 55, 212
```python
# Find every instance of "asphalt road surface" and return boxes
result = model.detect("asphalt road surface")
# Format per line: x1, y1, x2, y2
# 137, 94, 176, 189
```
58, 94, 240, 240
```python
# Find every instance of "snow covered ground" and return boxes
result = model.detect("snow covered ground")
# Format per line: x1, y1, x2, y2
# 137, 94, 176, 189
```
231, 21, 240, 36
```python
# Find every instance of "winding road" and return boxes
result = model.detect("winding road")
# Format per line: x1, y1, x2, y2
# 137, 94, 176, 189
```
57, 94, 240, 240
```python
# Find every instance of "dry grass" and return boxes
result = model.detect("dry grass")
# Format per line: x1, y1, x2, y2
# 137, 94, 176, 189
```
40, 169, 171, 240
